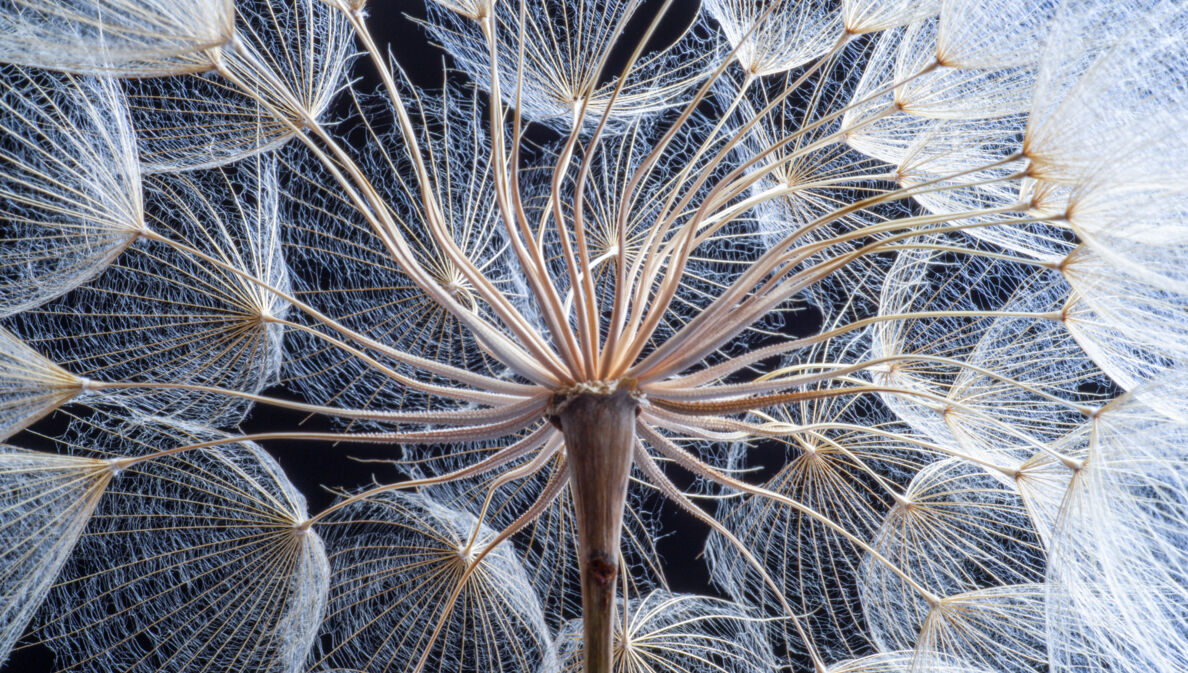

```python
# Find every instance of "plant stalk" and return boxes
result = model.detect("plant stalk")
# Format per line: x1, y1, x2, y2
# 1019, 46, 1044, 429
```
552, 386, 639, 673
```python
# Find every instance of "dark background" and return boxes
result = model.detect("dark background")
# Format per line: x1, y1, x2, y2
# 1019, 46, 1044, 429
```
5, 1, 761, 671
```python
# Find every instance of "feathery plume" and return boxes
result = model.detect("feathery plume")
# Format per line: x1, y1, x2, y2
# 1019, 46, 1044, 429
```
0, 0, 234, 76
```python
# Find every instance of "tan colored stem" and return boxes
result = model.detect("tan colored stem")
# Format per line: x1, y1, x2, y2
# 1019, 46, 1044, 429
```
552, 387, 639, 673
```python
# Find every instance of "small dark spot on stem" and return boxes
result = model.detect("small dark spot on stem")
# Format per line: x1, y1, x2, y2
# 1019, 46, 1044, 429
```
588, 553, 618, 588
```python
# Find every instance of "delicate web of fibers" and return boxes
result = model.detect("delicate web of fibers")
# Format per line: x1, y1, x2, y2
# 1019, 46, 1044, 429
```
312, 489, 558, 673
0, 0, 1183, 673
37, 416, 327, 673
422, 0, 722, 131
14, 157, 290, 427
0, 66, 143, 317
0, 0, 234, 76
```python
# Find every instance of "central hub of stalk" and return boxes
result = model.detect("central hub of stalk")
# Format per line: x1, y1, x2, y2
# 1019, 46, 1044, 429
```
551, 384, 639, 673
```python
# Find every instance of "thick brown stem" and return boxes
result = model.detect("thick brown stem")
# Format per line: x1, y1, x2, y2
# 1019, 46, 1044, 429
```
552, 386, 638, 673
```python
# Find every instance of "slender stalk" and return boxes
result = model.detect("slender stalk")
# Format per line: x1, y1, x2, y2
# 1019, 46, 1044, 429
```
550, 385, 640, 673
86, 378, 542, 424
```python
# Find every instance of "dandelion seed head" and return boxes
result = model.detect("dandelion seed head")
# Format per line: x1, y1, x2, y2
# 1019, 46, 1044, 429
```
0, 1, 1184, 672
